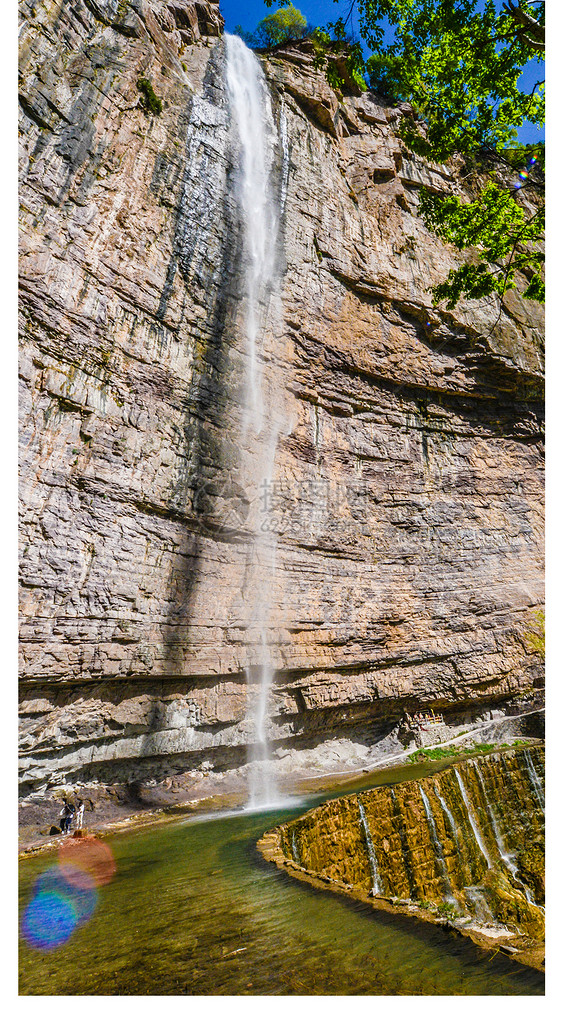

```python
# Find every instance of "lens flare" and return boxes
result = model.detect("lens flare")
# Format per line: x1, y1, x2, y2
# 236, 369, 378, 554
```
58, 837, 116, 887
21, 889, 78, 951
33, 866, 98, 925
21, 837, 115, 951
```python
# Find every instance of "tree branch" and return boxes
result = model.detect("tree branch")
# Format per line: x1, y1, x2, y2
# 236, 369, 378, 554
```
504, 1, 545, 50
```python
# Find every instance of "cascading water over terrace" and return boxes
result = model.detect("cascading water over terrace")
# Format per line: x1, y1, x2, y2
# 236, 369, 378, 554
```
524, 748, 545, 810
474, 763, 519, 878
419, 785, 455, 904
225, 34, 284, 809
277, 748, 545, 940
454, 768, 492, 869
358, 798, 383, 895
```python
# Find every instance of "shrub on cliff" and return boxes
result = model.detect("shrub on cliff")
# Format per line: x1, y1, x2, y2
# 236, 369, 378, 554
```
137, 77, 162, 116
235, 5, 308, 49
358, 0, 545, 310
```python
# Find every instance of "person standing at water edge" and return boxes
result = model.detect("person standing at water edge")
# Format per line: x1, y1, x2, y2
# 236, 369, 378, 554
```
59, 801, 74, 834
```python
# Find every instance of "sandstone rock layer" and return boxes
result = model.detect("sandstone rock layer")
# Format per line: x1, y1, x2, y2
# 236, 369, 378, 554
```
19, 1, 544, 794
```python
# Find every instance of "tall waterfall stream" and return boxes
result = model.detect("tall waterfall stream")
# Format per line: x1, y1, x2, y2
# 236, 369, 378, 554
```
225, 35, 285, 809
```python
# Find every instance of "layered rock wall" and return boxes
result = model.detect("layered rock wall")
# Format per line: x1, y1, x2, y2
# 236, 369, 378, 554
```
19, 1, 544, 794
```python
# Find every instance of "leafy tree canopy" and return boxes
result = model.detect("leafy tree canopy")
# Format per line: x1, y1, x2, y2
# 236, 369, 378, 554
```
235, 5, 308, 49
362, 0, 544, 160
261, 1, 545, 314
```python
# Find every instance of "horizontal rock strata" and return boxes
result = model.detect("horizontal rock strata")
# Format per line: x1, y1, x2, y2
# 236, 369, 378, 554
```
19, 1, 544, 794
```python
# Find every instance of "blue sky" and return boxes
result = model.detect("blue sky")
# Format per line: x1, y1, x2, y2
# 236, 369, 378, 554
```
220, 1, 543, 146
221, 1, 377, 42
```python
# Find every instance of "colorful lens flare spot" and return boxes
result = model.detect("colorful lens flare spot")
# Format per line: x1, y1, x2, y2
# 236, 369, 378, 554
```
58, 837, 117, 887
56, 866, 98, 924
20, 838, 115, 950
21, 889, 78, 951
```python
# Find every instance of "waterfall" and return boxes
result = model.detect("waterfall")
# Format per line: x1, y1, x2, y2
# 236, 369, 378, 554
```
464, 886, 495, 924
473, 763, 519, 878
276, 748, 545, 941
434, 787, 461, 852
454, 769, 492, 869
419, 787, 456, 904
523, 749, 545, 811
225, 33, 277, 436
225, 34, 282, 809
475, 758, 544, 910
358, 799, 383, 895
291, 829, 300, 864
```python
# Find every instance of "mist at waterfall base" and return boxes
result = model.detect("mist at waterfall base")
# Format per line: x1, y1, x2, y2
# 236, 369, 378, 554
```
225, 34, 289, 811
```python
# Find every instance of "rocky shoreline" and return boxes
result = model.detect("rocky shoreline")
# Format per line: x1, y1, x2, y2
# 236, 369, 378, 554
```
19, 725, 545, 977
19, 700, 544, 853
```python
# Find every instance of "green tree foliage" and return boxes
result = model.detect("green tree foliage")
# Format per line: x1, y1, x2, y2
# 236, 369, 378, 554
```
309, 21, 367, 91
358, 0, 545, 310
420, 180, 544, 307
246, 5, 309, 49
137, 78, 162, 115
266, 1, 545, 314
362, 1, 544, 159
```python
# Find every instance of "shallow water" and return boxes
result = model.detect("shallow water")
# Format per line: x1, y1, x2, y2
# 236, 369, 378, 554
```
19, 756, 544, 996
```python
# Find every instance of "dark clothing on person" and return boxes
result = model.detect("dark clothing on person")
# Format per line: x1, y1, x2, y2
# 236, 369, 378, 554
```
60, 802, 75, 833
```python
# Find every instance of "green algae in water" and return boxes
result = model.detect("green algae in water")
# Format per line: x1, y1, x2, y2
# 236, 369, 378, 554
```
19, 793, 544, 995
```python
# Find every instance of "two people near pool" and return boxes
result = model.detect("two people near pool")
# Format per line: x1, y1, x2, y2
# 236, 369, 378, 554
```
59, 800, 85, 834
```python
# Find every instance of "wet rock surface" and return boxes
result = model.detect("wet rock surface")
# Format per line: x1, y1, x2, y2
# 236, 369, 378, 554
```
19, 2, 544, 795
264, 745, 545, 967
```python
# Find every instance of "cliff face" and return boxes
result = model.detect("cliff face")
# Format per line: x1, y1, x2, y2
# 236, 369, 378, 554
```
19, 1, 544, 796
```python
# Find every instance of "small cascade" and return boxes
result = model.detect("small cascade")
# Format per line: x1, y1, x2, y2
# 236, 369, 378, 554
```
473, 763, 519, 879
290, 829, 300, 865
472, 762, 542, 907
464, 886, 495, 924
454, 769, 492, 869
434, 787, 461, 852
523, 749, 545, 811
419, 787, 456, 904
358, 799, 383, 895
